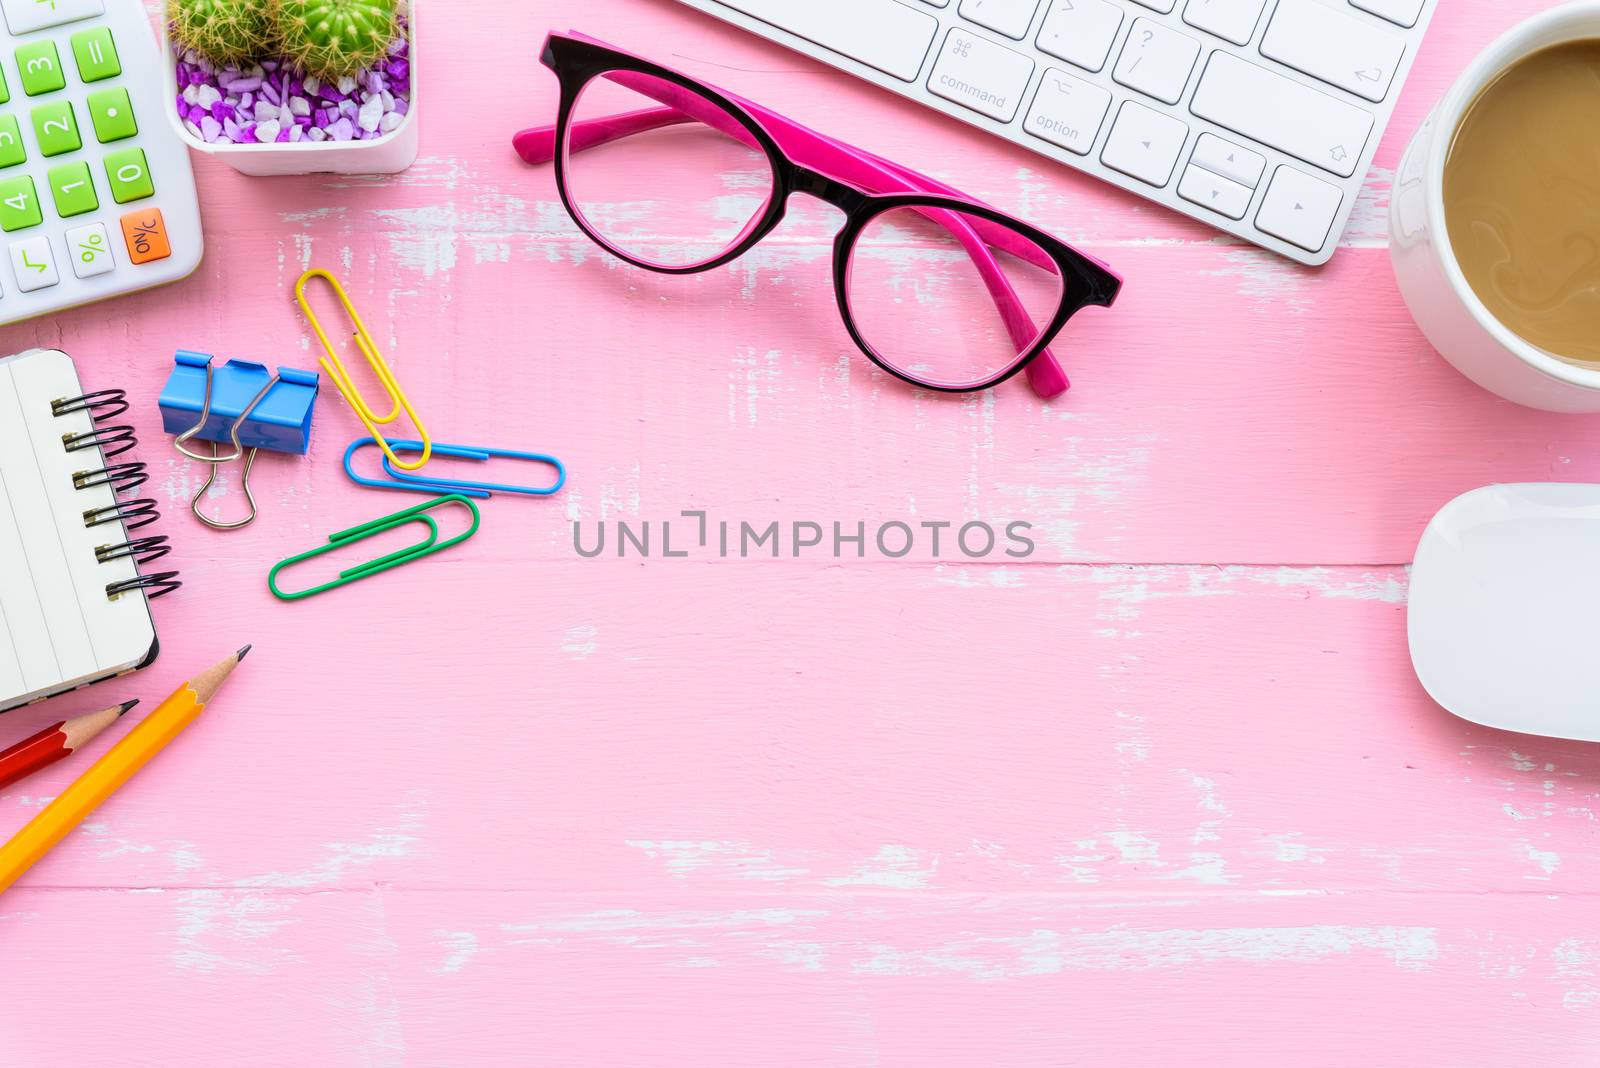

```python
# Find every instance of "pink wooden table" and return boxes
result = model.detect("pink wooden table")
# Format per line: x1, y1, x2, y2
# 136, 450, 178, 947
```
4, 1, 1599, 1062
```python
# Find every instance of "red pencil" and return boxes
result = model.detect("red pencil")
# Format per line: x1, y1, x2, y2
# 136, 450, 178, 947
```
0, 701, 138, 792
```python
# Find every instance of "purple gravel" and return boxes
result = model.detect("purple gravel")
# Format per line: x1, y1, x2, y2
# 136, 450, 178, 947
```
174, 16, 411, 146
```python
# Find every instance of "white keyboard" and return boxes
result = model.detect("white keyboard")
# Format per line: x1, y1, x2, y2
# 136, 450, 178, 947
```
668, 0, 1437, 264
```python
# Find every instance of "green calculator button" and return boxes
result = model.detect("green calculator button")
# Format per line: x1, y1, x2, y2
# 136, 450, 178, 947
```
31, 101, 80, 157
87, 88, 136, 143
0, 65, 9, 106
0, 116, 24, 169
70, 27, 120, 83
47, 161, 96, 217
16, 41, 65, 97
0, 176, 42, 231
103, 147, 153, 203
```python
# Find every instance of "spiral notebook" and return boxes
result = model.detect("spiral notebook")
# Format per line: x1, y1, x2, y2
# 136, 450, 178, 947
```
0, 349, 179, 713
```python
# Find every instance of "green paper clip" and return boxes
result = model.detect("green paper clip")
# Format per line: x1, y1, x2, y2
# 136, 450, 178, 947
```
268, 494, 481, 601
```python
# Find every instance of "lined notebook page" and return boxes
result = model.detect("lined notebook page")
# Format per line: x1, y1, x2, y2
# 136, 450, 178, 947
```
0, 349, 154, 707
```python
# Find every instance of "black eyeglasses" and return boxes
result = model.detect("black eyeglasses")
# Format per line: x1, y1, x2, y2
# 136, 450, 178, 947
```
513, 31, 1122, 398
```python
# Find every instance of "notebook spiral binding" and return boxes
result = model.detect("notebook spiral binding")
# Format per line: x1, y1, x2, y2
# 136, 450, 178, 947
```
52, 387, 182, 601
64, 423, 138, 459
52, 389, 130, 420
83, 497, 161, 531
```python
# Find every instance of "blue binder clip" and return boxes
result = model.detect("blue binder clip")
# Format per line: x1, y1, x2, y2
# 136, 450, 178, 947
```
343, 438, 566, 500
159, 350, 319, 455
160, 351, 320, 530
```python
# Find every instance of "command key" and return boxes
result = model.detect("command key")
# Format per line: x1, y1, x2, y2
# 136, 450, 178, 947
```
119, 207, 170, 264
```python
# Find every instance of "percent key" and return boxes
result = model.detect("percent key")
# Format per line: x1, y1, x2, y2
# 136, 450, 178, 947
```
65, 222, 115, 278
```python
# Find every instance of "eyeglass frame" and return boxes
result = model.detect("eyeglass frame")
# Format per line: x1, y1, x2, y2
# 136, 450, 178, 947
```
514, 30, 1123, 397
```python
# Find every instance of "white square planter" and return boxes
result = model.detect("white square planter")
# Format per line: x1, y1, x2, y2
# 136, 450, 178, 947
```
160, 1, 419, 175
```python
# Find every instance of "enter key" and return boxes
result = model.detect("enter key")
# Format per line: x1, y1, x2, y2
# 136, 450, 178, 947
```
1261, 0, 1405, 103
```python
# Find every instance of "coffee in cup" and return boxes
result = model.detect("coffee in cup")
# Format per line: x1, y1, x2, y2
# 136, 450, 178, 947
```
1390, 2, 1600, 412
1442, 39, 1600, 367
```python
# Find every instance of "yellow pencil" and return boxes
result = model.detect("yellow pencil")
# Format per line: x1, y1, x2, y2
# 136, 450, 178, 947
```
0, 646, 251, 894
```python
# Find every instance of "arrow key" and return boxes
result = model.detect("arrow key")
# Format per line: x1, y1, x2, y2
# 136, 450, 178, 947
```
1255, 163, 1343, 252
1101, 100, 1187, 187
9, 234, 59, 292
1177, 162, 1252, 219
1190, 132, 1264, 187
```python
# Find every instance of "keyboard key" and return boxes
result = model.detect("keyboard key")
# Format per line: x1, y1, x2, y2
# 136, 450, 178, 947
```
1189, 52, 1373, 177
1036, 0, 1123, 72
959, 0, 1039, 39
47, 160, 96, 217
1112, 18, 1199, 104
1261, 0, 1404, 102
16, 40, 65, 96
9, 234, 57, 291
120, 207, 170, 264
1182, 0, 1266, 44
65, 221, 112, 277
717, 0, 937, 81
31, 101, 80, 157
1350, 0, 1424, 28
87, 87, 136, 142
1190, 132, 1264, 186
70, 26, 119, 82
928, 28, 1034, 121
1177, 162, 1252, 218
0, 115, 23, 169
1024, 67, 1111, 155
915, 0, 951, 6
1128, 0, 1176, 11
1255, 164, 1342, 251
103, 147, 153, 203
0, 175, 40, 231
1, 0, 102, 34
1101, 100, 1187, 186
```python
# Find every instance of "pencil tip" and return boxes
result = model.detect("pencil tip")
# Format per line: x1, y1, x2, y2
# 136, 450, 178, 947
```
117, 699, 138, 716
237, 644, 252, 662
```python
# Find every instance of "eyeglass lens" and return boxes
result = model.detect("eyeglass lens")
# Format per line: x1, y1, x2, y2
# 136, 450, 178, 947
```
564, 70, 776, 270
845, 205, 1064, 389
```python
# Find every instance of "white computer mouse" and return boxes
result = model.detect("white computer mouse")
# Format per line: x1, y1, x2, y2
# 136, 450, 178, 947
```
1409, 483, 1600, 742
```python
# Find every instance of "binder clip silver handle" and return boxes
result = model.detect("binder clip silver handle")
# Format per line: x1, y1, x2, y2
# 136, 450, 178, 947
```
175, 361, 275, 530
192, 442, 259, 531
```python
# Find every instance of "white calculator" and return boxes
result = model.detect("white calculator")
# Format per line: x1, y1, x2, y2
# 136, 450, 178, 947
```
0, 0, 201, 326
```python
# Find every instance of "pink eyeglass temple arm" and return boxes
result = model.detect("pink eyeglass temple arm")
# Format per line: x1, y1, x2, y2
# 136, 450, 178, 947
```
513, 41, 1117, 398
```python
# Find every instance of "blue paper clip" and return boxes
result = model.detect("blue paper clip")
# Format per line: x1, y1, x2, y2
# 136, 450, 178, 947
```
343, 438, 566, 499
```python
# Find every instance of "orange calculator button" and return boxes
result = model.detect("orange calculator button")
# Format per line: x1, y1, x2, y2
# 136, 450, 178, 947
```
119, 208, 171, 264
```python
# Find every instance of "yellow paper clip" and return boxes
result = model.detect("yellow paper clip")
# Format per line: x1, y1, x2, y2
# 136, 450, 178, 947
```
295, 267, 432, 471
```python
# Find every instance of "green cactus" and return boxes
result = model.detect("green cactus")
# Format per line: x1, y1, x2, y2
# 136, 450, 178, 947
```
275, 0, 399, 80
169, 0, 278, 66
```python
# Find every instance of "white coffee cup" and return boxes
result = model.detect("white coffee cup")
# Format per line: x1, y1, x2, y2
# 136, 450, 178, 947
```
1389, 1, 1600, 413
